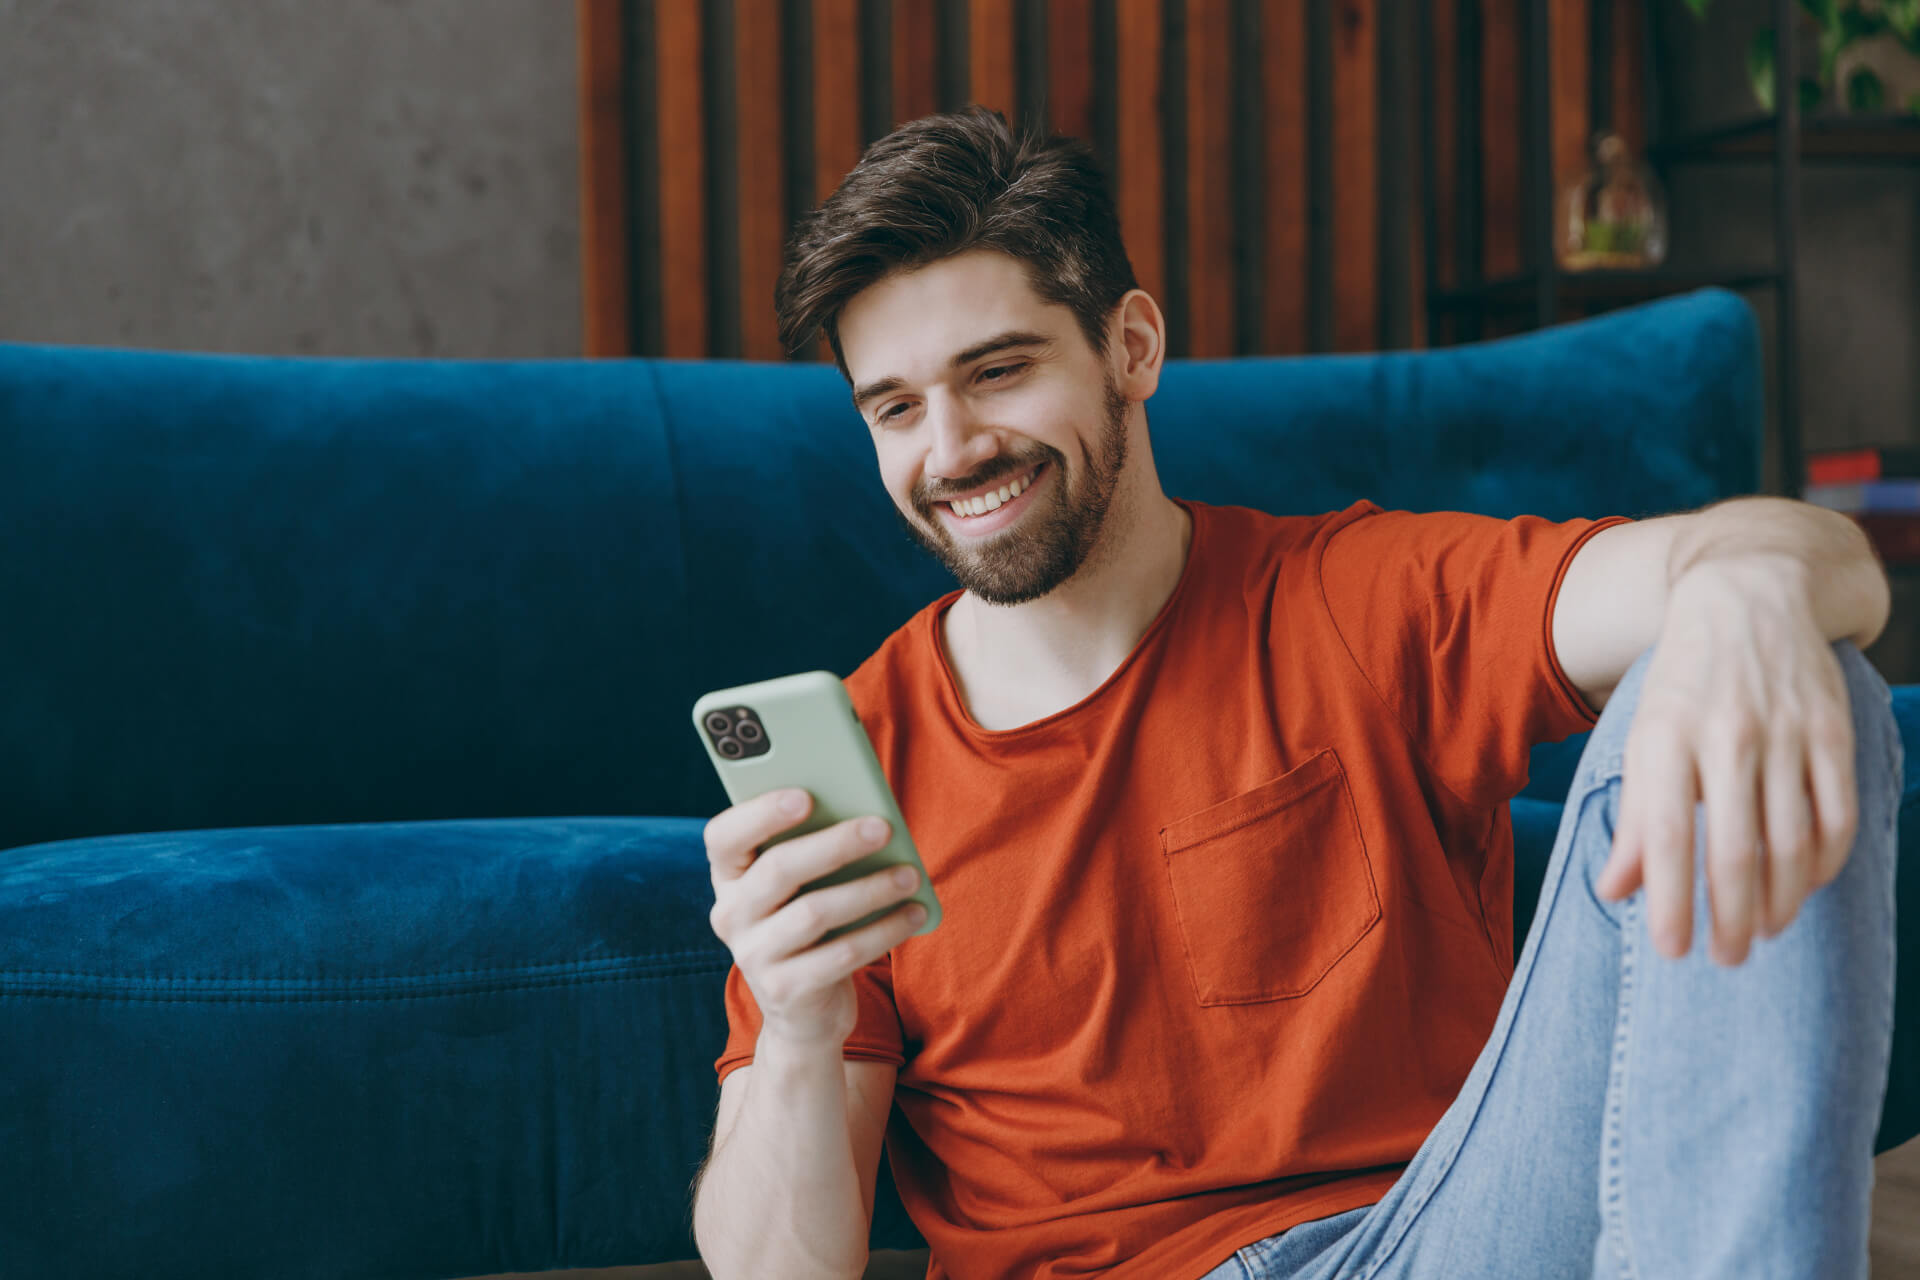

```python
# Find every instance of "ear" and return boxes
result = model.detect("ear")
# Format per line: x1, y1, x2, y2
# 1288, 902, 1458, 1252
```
1109, 289, 1167, 402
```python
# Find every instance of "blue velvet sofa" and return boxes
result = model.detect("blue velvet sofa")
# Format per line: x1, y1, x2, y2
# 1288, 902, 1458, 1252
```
0, 288, 1912, 1278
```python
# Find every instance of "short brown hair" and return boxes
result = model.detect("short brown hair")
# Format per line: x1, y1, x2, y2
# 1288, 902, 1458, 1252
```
775, 106, 1139, 373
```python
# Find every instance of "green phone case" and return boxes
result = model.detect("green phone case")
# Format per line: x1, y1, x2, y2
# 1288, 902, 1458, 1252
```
692, 670, 941, 940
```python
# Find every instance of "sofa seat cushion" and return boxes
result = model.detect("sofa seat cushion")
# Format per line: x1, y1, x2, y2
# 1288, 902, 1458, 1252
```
0, 817, 735, 1277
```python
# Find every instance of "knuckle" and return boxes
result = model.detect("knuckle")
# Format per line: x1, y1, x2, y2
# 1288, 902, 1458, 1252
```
790, 894, 825, 936
758, 971, 793, 1006
1706, 719, 1762, 762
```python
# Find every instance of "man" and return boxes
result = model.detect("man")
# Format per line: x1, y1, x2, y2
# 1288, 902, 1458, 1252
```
690, 108, 1899, 1279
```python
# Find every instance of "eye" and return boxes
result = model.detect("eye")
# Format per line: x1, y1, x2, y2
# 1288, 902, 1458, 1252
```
877, 401, 912, 424
979, 361, 1030, 383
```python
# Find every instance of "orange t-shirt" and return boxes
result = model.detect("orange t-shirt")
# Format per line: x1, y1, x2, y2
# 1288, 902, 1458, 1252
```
716, 498, 1629, 1279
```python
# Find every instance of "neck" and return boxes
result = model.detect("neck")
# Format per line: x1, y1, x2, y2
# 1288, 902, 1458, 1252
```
942, 460, 1193, 729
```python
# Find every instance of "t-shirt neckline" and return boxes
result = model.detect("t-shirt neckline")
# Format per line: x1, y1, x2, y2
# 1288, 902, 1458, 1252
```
927, 498, 1209, 740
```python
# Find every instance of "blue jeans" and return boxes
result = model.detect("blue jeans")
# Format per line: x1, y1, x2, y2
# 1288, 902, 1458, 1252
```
1199, 644, 1900, 1279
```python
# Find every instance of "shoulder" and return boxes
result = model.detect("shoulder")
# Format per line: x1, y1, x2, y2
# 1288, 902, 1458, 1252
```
1185, 498, 1383, 596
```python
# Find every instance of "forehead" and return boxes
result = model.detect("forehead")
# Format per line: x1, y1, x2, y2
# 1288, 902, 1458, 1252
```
837, 251, 1076, 383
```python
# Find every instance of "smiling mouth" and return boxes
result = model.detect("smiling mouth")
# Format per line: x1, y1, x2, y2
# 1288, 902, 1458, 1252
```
942, 464, 1043, 520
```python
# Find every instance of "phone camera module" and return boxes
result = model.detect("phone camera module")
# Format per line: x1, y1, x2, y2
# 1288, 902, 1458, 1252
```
704, 705, 771, 760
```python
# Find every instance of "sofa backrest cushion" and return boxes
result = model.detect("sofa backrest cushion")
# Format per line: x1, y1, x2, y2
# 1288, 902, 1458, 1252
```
0, 289, 1760, 850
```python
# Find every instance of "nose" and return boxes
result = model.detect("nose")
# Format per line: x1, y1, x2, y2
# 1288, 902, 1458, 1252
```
923, 394, 1001, 484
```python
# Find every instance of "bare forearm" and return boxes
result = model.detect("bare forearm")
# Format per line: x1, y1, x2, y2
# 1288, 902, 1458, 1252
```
693, 1036, 870, 1280
1667, 497, 1891, 649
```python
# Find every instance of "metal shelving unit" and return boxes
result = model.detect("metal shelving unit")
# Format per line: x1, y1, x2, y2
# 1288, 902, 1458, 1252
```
1419, 0, 1807, 493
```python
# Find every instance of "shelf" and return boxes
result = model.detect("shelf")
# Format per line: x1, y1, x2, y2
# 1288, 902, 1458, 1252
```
1428, 269, 1782, 313
1650, 115, 1920, 165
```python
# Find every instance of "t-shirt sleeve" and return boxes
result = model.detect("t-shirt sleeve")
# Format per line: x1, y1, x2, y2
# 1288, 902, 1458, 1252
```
1316, 503, 1632, 810
713, 952, 907, 1087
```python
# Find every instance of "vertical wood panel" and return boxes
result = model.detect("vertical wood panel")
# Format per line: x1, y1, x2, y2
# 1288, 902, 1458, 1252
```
1611, 0, 1645, 151
814, 0, 864, 198
1430, 0, 1457, 296
1262, 0, 1308, 355
1551, 0, 1589, 194
658, 0, 710, 356
892, 0, 938, 122
596, 0, 1455, 359
736, 0, 787, 359
1048, 0, 1095, 139
1481, 0, 1524, 281
969, 0, 1017, 117
1330, 0, 1377, 352
1185, 0, 1234, 356
1115, 0, 1165, 306
577, 0, 629, 356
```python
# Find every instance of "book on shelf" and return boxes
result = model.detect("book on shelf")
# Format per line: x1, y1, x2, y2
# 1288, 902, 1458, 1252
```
1804, 480, 1920, 513
1803, 449, 1920, 565
1807, 446, 1920, 486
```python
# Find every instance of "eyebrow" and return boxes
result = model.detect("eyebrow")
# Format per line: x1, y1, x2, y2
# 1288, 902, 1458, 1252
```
850, 329, 1054, 412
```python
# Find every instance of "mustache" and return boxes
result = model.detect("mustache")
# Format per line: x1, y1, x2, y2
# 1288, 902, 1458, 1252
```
915, 451, 1053, 507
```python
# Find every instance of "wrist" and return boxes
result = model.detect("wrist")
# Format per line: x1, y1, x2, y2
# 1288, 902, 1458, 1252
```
755, 1024, 852, 1071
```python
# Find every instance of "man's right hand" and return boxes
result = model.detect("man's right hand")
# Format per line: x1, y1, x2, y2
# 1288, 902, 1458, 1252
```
705, 788, 927, 1048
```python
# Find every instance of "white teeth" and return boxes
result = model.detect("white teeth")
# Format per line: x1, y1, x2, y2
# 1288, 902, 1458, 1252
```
948, 466, 1038, 518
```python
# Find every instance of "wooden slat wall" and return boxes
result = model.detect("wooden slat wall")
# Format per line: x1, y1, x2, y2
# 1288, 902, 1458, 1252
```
577, 0, 630, 356
1184, 0, 1234, 356
1330, 0, 1376, 353
580, 0, 1647, 360
1261, 0, 1307, 356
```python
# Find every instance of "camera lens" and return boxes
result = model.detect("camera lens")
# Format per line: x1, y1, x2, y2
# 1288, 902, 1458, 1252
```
735, 718, 763, 743
717, 737, 744, 759
705, 711, 733, 736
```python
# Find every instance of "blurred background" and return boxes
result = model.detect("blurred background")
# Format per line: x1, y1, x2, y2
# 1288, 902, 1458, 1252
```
2, 3, 1915, 1274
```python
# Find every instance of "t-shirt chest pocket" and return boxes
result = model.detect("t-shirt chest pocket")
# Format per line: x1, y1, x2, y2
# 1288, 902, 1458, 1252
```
1158, 748, 1381, 1007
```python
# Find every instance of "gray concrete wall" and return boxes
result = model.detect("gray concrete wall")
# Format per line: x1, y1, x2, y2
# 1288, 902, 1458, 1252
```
0, 0, 581, 357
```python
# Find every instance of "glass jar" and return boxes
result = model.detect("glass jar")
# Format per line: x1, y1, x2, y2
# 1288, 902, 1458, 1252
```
1557, 132, 1668, 271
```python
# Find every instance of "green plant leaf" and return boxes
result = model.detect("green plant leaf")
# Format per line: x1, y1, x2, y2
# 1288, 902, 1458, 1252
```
1798, 0, 1838, 26
1907, 90, 1920, 115
1888, 0, 1920, 41
1683, 0, 1711, 19
1748, 27, 1833, 112
1750, 27, 1778, 109
1847, 65, 1886, 111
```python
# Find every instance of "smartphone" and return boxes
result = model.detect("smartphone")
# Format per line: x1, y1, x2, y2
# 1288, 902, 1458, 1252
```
693, 670, 940, 941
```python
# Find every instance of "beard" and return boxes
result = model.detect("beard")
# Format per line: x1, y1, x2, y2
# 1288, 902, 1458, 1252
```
896, 372, 1131, 607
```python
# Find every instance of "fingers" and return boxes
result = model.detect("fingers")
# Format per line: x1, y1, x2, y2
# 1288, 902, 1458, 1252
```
1627, 725, 1701, 961
1760, 740, 1811, 938
1806, 705, 1859, 889
703, 787, 813, 882
757, 863, 922, 961
759, 897, 928, 1005
735, 815, 895, 920
1700, 722, 1762, 966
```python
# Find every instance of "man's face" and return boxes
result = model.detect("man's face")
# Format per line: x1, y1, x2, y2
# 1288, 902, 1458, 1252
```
837, 251, 1132, 606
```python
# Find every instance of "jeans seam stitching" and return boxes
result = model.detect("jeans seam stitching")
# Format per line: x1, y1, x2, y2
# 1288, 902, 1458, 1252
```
1601, 892, 1641, 1278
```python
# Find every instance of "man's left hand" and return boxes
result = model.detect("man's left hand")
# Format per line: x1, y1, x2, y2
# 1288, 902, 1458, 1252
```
1593, 555, 1860, 966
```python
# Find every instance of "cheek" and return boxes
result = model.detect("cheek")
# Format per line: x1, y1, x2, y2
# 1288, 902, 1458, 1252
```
872, 439, 921, 508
